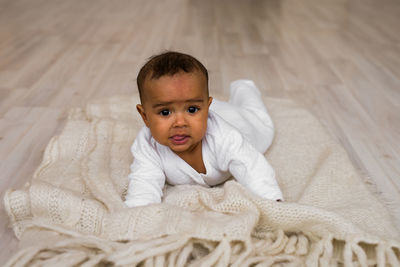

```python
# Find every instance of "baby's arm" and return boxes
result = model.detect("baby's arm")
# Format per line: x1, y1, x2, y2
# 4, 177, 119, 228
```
125, 129, 165, 208
125, 160, 165, 207
223, 130, 283, 201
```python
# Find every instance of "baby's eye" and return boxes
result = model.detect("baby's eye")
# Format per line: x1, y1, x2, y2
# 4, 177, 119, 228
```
159, 109, 171, 116
187, 106, 199, 113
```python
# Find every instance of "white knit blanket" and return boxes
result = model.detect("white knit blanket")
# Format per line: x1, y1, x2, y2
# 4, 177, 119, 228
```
4, 95, 400, 266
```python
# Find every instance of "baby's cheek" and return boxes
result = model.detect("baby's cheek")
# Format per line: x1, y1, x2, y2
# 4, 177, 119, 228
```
199, 121, 209, 138
150, 124, 168, 143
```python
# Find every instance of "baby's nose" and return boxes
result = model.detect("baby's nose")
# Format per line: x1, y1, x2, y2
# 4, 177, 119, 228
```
173, 113, 187, 127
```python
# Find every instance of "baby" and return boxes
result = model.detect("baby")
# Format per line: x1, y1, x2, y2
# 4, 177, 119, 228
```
125, 51, 283, 207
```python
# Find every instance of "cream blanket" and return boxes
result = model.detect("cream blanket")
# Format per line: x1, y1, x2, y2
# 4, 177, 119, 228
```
4, 95, 400, 266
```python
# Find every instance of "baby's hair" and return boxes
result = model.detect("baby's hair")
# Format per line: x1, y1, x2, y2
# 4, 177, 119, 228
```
137, 51, 209, 102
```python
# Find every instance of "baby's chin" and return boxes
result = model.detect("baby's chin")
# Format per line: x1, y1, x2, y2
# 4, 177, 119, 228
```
168, 144, 192, 153
168, 140, 202, 154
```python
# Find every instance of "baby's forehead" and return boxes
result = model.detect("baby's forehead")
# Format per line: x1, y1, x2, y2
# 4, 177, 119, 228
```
150, 70, 205, 82
144, 71, 208, 94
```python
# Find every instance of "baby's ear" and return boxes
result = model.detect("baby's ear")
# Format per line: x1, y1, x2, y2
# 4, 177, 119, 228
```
136, 104, 149, 126
208, 97, 213, 107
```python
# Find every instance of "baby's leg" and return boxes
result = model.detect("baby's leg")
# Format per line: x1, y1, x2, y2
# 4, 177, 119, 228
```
229, 80, 267, 113
210, 80, 274, 153
229, 80, 274, 152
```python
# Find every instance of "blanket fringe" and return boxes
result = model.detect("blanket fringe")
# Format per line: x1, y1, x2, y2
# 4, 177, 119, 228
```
4, 222, 400, 267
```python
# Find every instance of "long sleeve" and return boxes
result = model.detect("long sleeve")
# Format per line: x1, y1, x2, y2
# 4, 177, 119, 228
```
124, 128, 166, 208
216, 123, 283, 201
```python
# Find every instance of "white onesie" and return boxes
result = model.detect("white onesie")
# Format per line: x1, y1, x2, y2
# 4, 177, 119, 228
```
125, 80, 283, 207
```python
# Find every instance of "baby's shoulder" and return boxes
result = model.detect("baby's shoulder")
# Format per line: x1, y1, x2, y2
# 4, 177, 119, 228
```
207, 111, 232, 133
134, 126, 152, 143
208, 110, 240, 131
132, 127, 158, 153
206, 111, 244, 146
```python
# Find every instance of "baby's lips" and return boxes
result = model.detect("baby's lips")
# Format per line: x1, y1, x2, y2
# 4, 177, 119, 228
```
169, 135, 190, 145
170, 135, 187, 141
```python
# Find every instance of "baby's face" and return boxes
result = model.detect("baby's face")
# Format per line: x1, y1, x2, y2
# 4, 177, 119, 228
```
137, 71, 212, 155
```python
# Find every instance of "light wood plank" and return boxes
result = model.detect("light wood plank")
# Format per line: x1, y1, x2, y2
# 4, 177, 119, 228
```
1, 0, 400, 263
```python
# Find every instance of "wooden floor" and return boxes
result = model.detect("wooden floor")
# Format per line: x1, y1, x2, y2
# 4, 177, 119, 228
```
1, 0, 399, 263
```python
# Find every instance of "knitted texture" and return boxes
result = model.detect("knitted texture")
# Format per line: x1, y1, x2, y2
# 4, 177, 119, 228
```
4, 95, 400, 266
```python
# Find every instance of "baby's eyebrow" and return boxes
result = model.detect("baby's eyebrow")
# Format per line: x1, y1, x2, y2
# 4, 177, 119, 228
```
186, 99, 205, 103
152, 102, 173, 108
152, 99, 204, 108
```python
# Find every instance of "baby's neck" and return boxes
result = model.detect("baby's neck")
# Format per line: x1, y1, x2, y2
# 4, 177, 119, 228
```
175, 141, 206, 174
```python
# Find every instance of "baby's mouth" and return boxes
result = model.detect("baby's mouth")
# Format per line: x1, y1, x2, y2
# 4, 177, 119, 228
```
169, 135, 189, 145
